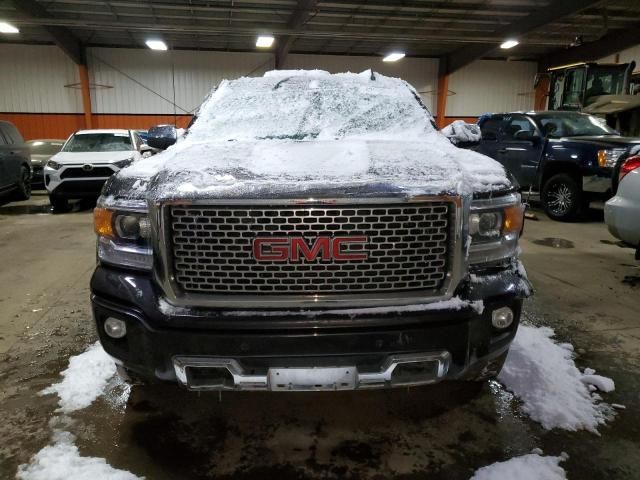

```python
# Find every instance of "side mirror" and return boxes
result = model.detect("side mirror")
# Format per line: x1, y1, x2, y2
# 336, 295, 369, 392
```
140, 144, 155, 158
147, 124, 178, 150
442, 120, 482, 147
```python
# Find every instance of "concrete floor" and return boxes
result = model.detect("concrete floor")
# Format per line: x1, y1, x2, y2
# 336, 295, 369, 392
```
0, 192, 639, 479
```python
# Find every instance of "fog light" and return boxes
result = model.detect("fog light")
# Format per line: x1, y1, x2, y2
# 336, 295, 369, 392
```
104, 317, 127, 338
491, 307, 514, 329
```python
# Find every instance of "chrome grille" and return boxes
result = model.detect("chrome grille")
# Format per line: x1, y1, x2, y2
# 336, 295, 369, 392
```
169, 202, 453, 294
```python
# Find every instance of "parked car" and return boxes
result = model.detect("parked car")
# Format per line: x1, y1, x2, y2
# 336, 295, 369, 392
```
91, 71, 531, 390
476, 111, 640, 221
135, 129, 149, 144
44, 129, 153, 211
0, 120, 31, 202
26, 139, 65, 188
605, 153, 640, 256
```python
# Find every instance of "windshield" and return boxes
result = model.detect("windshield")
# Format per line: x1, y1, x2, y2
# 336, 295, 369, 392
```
188, 71, 436, 142
63, 133, 132, 152
27, 140, 64, 155
535, 113, 616, 138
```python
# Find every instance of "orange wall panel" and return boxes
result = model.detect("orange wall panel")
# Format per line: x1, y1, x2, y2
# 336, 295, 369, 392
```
0, 113, 85, 140
0, 113, 193, 140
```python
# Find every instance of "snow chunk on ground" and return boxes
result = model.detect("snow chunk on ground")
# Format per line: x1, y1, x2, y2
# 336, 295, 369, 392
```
41, 342, 117, 413
17, 430, 142, 480
470, 453, 568, 480
581, 369, 615, 393
499, 325, 615, 432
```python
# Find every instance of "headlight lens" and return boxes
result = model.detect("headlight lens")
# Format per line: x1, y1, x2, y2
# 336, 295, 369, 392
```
94, 208, 152, 270
46, 159, 61, 170
113, 157, 135, 169
597, 148, 626, 168
469, 211, 502, 241
468, 194, 524, 266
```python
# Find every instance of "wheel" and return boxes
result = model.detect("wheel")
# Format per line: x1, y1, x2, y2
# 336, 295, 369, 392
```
49, 195, 69, 213
12, 166, 31, 201
541, 173, 583, 221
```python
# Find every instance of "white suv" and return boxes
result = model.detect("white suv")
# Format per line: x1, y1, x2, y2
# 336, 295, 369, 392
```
44, 129, 152, 211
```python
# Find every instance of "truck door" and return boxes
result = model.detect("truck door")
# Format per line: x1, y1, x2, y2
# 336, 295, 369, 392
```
0, 124, 27, 188
0, 129, 11, 189
498, 114, 544, 189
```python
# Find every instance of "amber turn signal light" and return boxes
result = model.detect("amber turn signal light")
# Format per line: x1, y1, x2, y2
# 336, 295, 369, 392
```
503, 204, 524, 235
94, 208, 114, 238
597, 150, 607, 168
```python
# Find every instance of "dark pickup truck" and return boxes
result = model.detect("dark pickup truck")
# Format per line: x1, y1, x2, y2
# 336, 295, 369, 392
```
476, 111, 640, 221
91, 71, 531, 392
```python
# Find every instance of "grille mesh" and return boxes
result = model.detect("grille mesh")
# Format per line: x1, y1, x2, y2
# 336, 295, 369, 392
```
169, 203, 452, 294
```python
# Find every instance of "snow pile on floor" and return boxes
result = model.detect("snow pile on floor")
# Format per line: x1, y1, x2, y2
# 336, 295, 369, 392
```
470, 452, 568, 480
17, 429, 142, 480
499, 325, 615, 432
41, 342, 117, 413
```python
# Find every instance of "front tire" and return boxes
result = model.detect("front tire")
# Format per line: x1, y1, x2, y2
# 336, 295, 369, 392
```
49, 194, 69, 213
541, 173, 582, 221
13, 166, 31, 201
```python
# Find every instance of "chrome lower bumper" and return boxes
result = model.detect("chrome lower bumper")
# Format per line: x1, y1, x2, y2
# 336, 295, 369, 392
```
173, 352, 451, 391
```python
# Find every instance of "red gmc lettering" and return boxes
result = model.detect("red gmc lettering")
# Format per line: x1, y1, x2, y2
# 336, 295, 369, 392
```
252, 237, 289, 261
253, 236, 368, 262
290, 237, 331, 261
332, 236, 368, 261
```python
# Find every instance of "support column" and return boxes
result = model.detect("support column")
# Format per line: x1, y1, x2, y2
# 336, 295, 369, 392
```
436, 73, 449, 129
79, 64, 93, 129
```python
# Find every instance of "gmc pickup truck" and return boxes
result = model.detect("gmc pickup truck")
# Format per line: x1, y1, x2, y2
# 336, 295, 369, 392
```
91, 70, 531, 391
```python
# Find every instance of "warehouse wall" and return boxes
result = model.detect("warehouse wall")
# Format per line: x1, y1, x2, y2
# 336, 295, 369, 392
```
0, 44, 535, 139
446, 60, 538, 117
0, 44, 82, 114
87, 48, 275, 115
598, 44, 640, 65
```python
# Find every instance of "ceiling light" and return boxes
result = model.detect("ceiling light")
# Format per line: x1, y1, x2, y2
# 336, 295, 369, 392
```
383, 52, 405, 62
0, 22, 19, 34
145, 39, 167, 50
500, 39, 519, 49
256, 35, 274, 48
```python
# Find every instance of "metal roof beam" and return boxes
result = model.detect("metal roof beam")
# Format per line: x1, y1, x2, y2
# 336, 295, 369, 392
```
541, 22, 640, 70
275, 0, 319, 68
442, 0, 602, 74
10, 0, 85, 64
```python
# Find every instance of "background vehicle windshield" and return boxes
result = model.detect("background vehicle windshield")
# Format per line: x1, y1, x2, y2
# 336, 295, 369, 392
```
535, 113, 616, 138
27, 140, 64, 155
189, 72, 436, 142
63, 133, 133, 152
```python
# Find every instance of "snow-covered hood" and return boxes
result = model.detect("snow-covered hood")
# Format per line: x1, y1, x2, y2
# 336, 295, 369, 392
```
50, 151, 135, 165
105, 134, 511, 204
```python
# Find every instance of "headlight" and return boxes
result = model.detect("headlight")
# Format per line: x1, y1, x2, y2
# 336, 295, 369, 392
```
46, 159, 62, 170
94, 208, 152, 270
597, 148, 626, 168
113, 157, 135, 169
468, 193, 524, 266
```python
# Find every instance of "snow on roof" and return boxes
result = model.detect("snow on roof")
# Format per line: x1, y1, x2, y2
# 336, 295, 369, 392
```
113, 70, 510, 201
75, 129, 131, 135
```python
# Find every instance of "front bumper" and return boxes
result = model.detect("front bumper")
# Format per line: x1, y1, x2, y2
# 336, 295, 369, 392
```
91, 265, 530, 390
44, 165, 119, 198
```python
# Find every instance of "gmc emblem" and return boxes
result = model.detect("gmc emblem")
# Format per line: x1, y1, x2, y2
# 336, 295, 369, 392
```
253, 236, 368, 262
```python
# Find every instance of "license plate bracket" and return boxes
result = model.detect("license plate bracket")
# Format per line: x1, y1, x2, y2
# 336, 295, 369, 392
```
268, 366, 357, 391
